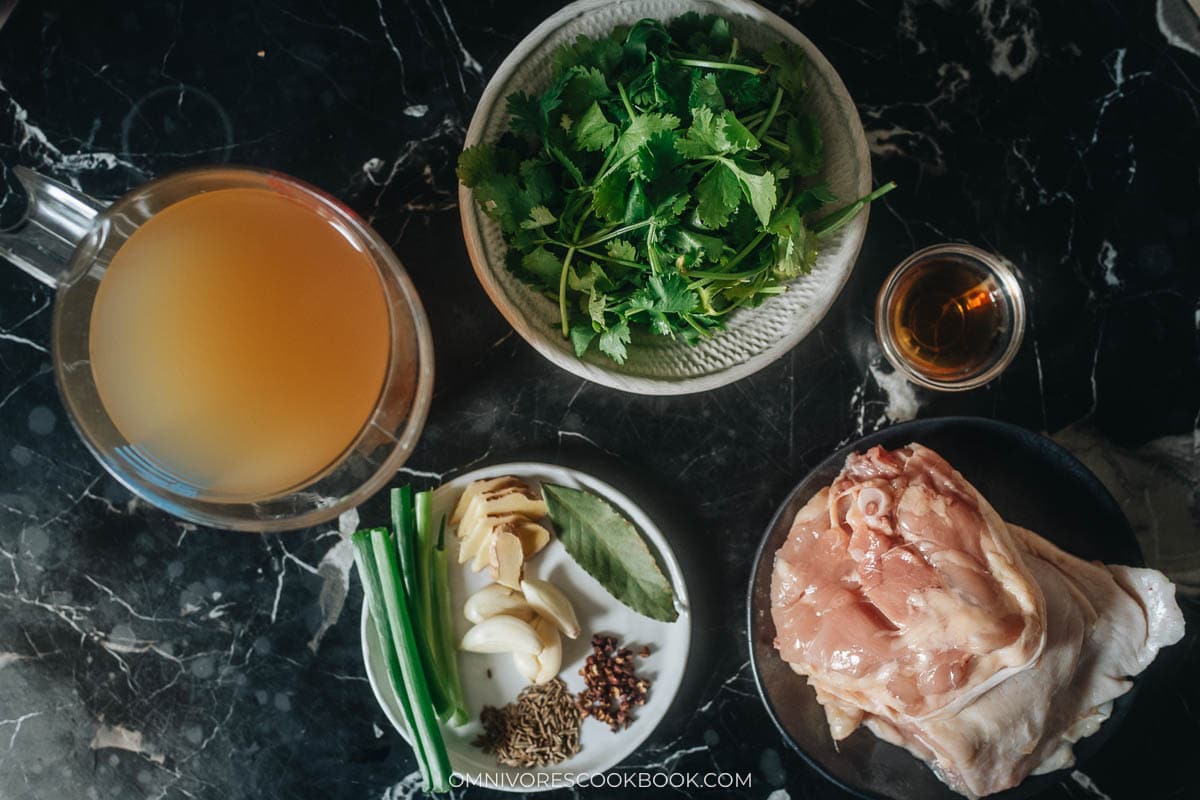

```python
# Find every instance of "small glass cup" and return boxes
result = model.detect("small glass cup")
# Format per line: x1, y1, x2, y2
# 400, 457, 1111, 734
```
0, 166, 434, 532
875, 243, 1026, 391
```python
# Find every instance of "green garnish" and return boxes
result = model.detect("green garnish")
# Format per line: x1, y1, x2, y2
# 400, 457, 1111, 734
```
352, 527, 450, 792
429, 517, 467, 726
458, 13, 895, 364
353, 486, 468, 793
542, 484, 678, 622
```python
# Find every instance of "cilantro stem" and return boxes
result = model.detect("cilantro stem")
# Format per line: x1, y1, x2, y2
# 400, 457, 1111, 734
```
753, 88, 784, 140
681, 312, 712, 338
617, 81, 635, 118
728, 38, 740, 63
698, 184, 792, 281
713, 275, 770, 316
594, 150, 637, 185
672, 57, 764, 75
592, 149, 617, 185
575, 206, 594, 238
541, 240, 653, 272
762, 135, 789, 153
576, 247, 651, 270
645, 223, 661, 274
686, 264, 767, 280
558, 246, 577, 337
577, 218, 653, 248
812, 181, 897, 237
547, 145, 584, 188
741, 109, 767, 127
560, 191, 588, 226
724, 229, 769, 271
587, 84, 636, 187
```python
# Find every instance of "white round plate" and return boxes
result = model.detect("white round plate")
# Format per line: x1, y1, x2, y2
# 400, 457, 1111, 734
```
362, 462, 692, 792
459, 0, 872, 395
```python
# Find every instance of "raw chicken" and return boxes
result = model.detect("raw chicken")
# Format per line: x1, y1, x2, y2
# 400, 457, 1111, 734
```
770, 443, 1185, 797
772, 445, 1046, 720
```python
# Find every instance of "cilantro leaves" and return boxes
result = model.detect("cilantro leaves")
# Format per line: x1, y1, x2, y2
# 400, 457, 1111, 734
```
457, 13, 895, 365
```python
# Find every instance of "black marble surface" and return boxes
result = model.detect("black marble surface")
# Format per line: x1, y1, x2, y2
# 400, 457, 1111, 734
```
1, 1, 1198, 799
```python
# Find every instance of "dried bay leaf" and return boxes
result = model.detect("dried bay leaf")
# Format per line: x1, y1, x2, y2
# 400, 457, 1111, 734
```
542, 484, 678, 622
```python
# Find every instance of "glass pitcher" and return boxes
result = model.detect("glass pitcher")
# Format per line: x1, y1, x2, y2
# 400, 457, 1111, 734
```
0, 165, 434, 532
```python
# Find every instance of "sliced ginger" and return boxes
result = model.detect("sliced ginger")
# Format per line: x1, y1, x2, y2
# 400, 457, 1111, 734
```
452, 476, 551, 587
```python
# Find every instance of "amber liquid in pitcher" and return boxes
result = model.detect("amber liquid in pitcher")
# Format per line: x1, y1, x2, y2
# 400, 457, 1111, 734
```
88, 187, 391, 500
886, 255, 1008, 381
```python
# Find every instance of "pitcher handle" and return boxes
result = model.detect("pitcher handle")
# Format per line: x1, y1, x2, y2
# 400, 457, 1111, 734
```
0, 166, 108, 288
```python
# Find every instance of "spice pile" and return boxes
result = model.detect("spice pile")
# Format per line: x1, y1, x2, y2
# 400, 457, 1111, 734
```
475, 678, 582, 767
577, 634, 651, 731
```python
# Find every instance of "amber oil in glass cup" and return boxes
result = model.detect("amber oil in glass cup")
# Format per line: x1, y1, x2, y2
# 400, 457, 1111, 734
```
876, 243, 1026, 391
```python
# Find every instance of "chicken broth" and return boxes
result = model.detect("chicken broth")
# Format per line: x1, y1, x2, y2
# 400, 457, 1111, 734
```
88, 187, 391, 500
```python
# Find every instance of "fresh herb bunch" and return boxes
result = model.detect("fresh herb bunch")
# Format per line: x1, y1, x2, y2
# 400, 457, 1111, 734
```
458, 13, 895, 364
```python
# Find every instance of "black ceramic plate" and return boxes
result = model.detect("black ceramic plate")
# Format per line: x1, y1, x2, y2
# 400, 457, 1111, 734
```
747, 417, 1144, 800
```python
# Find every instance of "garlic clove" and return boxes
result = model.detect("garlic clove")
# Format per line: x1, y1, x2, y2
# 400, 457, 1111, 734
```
532, 616, 562, 684
509, 615, 562, 685
459, 614, 542, 654
520, 579, 581, 639
512, 649, 540, 682
463, 583, 532, 624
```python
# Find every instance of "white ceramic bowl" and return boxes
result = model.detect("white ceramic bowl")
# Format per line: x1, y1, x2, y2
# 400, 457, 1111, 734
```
460, 0, 872, 395
362, 463, 692, 792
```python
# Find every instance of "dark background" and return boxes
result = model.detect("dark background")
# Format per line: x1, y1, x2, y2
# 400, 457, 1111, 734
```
1, 1, 1197, 799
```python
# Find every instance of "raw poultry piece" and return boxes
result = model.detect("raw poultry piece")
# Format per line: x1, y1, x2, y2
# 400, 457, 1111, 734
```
859, 523, 1184, 796
772, 444, 1047, 723
770, 443, 1185, 797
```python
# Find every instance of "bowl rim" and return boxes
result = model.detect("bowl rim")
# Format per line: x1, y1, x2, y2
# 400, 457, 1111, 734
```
459, 0, 872, 396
